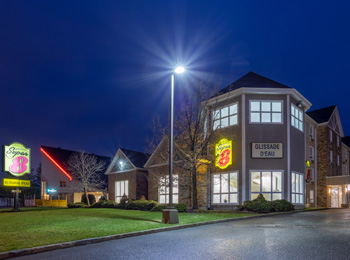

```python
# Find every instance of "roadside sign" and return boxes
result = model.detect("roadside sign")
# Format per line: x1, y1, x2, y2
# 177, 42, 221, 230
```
3, 178, 31, 187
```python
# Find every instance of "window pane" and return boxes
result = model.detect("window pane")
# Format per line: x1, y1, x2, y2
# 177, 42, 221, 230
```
230, 172, 238, 192
299, 175, 303, 193
261, 113, 271, 122
262, 172, 271, 192
272, 102, 281, 112
213, 120, 220, 130
299, 111, 303, 121
292, 194, 295, 203
261, 102, 271, 112
221, 117, 229, 128
125, 181, 129, 196
299, 122, 303, 131
213, 110, 220, 120
251, 102, 260, 111
213, 195, 220, 204
292, 173, 296, 193
251, 193, 259, 200
251, 172, 261, 192
229, 115, 237, 125
221, 107, 228, 117
272, 113, 281, 123
121, 182, 124, 196
299, 194, 304, 204
291, 106, 295, 116
272, 172, 282, 192
262, 193, 271, 201
213, 175, 220, 193
272, 193, 282, 200
230, 194, 238, 203
230, 104, 237, 115
159, 195, 166, 204
173, 195, 178, 204
251, 113, 260, 122
221, 174, 229, 193
221, 194, 229, 203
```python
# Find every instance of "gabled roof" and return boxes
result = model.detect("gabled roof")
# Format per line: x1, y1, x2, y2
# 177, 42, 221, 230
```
105, 148, 150, 175
120, 148, 150, 168
306, 105, 336, 124
216, 72, 290, 96
41, 145, 111, 181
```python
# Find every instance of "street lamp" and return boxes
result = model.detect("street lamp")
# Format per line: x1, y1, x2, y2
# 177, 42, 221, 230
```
162, 66, 185, 224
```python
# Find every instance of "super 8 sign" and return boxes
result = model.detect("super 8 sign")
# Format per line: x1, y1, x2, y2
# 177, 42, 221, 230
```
3, 143, 31, 177
215, 138, 232, 169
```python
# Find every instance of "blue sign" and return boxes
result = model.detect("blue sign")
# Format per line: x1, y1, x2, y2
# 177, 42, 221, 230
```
47, 188, 57, 193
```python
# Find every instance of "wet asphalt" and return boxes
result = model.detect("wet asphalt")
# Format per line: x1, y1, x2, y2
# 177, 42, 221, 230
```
11, 209, 350, 260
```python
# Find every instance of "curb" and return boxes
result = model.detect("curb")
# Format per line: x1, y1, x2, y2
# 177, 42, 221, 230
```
0, 208, 334, 259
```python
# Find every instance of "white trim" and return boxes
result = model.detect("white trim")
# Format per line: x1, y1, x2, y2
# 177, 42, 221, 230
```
212, 102, 239, 130
241, 94, 246, 203
287, 95, 291, 201
104, 148, 137, 175
206, 87, 312, 111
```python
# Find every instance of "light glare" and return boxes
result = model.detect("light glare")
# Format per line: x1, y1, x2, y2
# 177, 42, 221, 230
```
174, 66, 185, 74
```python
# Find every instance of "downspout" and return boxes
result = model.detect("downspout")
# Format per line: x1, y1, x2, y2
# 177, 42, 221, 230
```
315, 124, 319, 208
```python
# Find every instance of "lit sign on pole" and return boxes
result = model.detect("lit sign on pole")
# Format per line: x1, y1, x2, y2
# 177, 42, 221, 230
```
215, 138, 232, 169
3, 179, 31, 187
3, 143, 31, 177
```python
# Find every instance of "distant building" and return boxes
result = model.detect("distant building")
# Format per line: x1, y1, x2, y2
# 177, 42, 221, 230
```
106, 72, 350, 209
105, 148, 149, 202
41, 145, 110, 204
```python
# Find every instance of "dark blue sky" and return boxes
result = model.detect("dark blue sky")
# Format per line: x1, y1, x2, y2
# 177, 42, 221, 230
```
1, 0, 349, 171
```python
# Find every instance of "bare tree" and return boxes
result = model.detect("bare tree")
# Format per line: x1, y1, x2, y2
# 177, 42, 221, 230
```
66, 152, 106, 206
148, 79, 221, 209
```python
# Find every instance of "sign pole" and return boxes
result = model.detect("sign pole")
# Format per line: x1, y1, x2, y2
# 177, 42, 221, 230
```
14, 187, 19, 211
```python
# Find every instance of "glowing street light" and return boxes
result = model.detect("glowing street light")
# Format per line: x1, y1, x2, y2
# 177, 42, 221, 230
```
162, 66, 185, 224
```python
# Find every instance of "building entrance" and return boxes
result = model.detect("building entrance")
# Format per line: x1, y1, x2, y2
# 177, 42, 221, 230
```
331, 187, 339, 208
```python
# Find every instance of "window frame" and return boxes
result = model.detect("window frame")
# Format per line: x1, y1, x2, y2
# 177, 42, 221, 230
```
249, 170, 284, 201
330, 150, 333, 163
59, 181, 66, 187
292, 172, 304, 205
291, 104, 304, 132
309, 125, 314, 139
249, 100, 283, 124
212, 171, 239, 205
212, 102, 239, 130
330, 129, 333, 143
309, 146, 314, 160
158, 174, 179, 204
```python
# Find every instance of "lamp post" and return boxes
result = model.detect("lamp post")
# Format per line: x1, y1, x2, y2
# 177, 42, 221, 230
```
162, 66, 185, 224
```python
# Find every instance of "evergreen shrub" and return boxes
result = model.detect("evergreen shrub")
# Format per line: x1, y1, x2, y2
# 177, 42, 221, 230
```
271, 199, 295, 212
125, 200, 159, 211
81, 194, 96, 205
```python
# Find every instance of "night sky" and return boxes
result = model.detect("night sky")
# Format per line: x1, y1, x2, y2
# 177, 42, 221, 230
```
1, 0, 350, 172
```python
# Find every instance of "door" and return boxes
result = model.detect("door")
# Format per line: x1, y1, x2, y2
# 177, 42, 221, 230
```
331, 187, 339, 208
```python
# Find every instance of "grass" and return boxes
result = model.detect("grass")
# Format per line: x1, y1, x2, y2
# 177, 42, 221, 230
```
0, 207, 256, 253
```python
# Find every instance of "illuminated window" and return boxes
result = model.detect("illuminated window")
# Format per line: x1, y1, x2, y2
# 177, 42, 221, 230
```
250, 101, 282, 123
159, 175, 178, 204
115, 180, 128, 203
213, 103, 238, 130
212, 172, 238, 204
60, 181, 66, 187
309, 146, 314, 160
250, 171, 282, 201
292, 172, 304, 204
291, 104, 303, 131
310, 190, 314, 203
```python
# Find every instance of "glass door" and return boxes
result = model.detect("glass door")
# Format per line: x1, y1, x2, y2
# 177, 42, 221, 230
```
331, 187, 339, 208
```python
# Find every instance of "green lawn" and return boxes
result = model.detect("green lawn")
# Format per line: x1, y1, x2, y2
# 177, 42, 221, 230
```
0, 207, 256, 253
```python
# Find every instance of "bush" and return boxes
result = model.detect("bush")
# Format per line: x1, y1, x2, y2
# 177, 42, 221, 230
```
271, 199, 294, 212
90, 200, 118, 208
150, 204, 187, 213
98, 196, 107, 201
68, 203, 85, 208
125, 200, 159, 211
243, 194, 272, 213
81, 194, 96, 205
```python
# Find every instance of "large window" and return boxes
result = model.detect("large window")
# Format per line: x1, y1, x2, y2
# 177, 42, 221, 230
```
115, 180, 128, 203
292, 172, 304, 204
213, 103, 238, 130
250, 171, 282, 201
291, 104, 303, 131
250, 101, 282, 123
212, 172, 238, 204
159, 175, 178, 204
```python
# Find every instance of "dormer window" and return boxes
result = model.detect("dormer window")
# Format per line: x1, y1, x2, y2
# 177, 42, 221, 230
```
213, 103, 238, 130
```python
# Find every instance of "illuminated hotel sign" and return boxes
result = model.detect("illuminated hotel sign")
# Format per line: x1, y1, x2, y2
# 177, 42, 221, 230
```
252, 143, 283, 158
3, 178, 31, 187
3, 143, 31, 177
47, 188, 57, 193
215, 138, 232, 169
